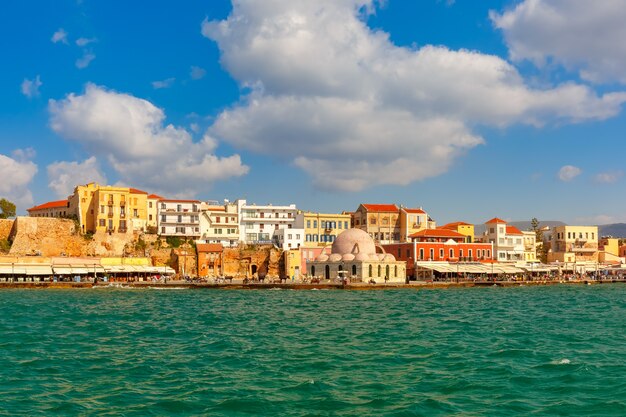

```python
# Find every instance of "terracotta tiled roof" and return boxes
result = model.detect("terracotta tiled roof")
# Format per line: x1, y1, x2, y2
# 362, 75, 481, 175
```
409, 228, 465, 239
485, 217, 507, 224
129, 188, 148, 195
403, 208, 426, 214
148, 194, 164, 199
196, 243, 223, 253
506, 226, 523, 235
362, 204, 399, 212
27, 200, 68, 212
441, 221, 471, 229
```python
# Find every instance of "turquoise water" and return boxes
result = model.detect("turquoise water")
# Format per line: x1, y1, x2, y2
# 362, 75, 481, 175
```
0, 286, 625, 416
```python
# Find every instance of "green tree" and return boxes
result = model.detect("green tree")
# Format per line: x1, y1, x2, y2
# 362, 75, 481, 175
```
0, 198, 16, 219
531, 217, 548, 263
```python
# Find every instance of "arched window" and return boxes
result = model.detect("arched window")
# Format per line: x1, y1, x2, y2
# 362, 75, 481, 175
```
394, 265, 398, 277
352, 265, 357, 276
311, 266, 315, 276
385, 265, 390, 279
378, 265, 382, 277
369, 265, 372, 277
325, 265, 330, 280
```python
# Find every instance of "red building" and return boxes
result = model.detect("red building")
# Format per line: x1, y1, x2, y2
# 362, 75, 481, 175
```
382, 228, 494, 278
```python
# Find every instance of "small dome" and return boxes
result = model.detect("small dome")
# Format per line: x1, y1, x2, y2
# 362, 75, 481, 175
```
329, 254, 342, 262
316, 254, 329, 262
332, 229, 376, 255
383, 254, 396, 262
342, 253, 355, 261
371, 254, 381, 260
355, 253, 369, 261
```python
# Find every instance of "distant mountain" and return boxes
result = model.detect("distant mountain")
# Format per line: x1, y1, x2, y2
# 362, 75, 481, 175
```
473, 220, 566, 236
598, 223, 626, 238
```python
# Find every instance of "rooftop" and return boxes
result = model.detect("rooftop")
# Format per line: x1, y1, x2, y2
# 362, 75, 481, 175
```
362, 204, 399, 212
27, 200, 68, 212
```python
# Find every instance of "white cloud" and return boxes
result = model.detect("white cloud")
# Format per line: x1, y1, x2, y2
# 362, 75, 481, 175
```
21, 75, 42, 98
151, 77, 176, 89
76, 37, 96, 47
76, 51, 96, 69
202, 0, 626, 191
0, 150, 38, 211
491, 0, 626, 84
558, 165, 582, 182
51, 28, 68, 44
190, 66, 207, 80
48, 84, 249, 197
594, 170, 623, 184
47, 157, 108, 198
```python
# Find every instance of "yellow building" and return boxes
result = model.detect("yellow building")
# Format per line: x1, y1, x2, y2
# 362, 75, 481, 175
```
440, 221, 474, 243
522, 230, 538, 263
548, 225, 598, 263
68, 183, 150, 234
284, 248, 302, 280
353, 204, 401, 244
400, 207, 436, 242
296, 211, 351, 247
599, 237, 619, 257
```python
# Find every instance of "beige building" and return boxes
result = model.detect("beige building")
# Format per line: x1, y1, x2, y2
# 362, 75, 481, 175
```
68, 183, 150, 234
146, 194, 163, 230
353, 204, 401, 244
548, 225, 598, 263
307, 228, 406, 283
295, 211, 351, 247
27, 200, 71, 218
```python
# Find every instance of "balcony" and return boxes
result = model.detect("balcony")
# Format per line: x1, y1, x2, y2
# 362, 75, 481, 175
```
120, 200, 126, 206
120, 212, 126, 219
119, 227, 127, 233
241, 216, 294, 222
107, 212, 114, 218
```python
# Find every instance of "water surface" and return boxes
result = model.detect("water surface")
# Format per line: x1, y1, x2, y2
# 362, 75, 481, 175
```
1, 285, 624, 416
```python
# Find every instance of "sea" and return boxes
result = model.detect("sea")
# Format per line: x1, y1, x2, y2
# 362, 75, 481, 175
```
0, 285, 624, 416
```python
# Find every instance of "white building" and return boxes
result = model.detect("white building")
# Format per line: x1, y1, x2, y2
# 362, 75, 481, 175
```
158, 199, 201, 238
198, 201, 239, 247
236, 199, 297, 244
273, 228, 305, 250
482, 218, 525, 263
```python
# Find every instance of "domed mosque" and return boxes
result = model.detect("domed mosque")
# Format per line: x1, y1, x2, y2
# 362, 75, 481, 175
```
307, 228, 406, 283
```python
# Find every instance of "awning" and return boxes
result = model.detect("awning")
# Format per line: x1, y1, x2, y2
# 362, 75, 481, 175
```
0, 265, 27, 275
24, 265, 53, 275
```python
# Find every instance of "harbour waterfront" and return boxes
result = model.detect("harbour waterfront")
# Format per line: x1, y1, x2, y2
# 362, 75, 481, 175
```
1, 286, 625, 416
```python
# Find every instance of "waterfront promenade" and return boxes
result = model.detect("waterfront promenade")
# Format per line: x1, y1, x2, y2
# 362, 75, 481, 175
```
1, 278, 624, 290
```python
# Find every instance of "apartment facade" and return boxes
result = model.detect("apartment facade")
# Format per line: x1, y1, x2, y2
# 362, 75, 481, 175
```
146, 194, 163, 230
273, 228, 305, 250
399, 207, 436, 242
236, 199, 297, 244
294, 211, 351, 247
353, 204, 401, 244
198, 202, 239, 247
27, 200, 70, 218
548, 225, 598, 263
481, 218, 525, 263
522, 230, 538, 263
158, 199, 201, 237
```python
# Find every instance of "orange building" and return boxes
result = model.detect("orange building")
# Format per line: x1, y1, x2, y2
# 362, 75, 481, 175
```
196, 243, 223, 278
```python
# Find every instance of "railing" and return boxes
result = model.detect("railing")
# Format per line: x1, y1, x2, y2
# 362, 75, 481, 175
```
107, 212, 114, 218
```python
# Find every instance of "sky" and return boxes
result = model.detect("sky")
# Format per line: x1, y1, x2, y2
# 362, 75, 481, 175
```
2, 0, 626, 226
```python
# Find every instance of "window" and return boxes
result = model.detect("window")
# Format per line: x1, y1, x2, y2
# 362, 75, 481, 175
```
430, 248, 434, 260
149, 214, 153, 221
439, 249, 444, 258
338, 222, 342, 229
161, 215, 166, 222
215, 229, 222, 234
321, 221, 326, 229
100, 205, 104, 214
344, 221, 348, 229
133, 209, 138, 218
99, 219, 105, 227
370, 217, 376, 225
369, 265, 373, 278
260, 223, 264, 230
246, 233, 257, 241
288, 234, 292, 239
468, 249, 473, 258
419, 248, 424, 260
459, 249, 463, 258
177, 215, 182, 223
149, 202, 152, 208
487, 250, 491, 258
378, 265, 382, 276
406, 249, 410, 257
307, 220, 311, 228
313, 221, 317, 228
296, 234, 300, 239
449, 248, 454, 258
398, 248, 401, 258
161, 203, 166, 209
489, 228, 495, 233
177, 204, 182, 212
394, 266, 398, 277
216, 216, 220, 223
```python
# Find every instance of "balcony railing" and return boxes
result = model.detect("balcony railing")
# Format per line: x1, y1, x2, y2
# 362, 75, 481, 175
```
107, 212, 114, 218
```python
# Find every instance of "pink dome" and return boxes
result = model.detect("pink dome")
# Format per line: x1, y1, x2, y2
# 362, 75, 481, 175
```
329, 254, 342, 262
316, 254, 329, 262
342, 254, 355, 261
355, 253, 369, 261
331, 229, 376, 256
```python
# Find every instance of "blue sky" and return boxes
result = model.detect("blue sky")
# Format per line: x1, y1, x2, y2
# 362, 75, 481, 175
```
2, 0, 626, 226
